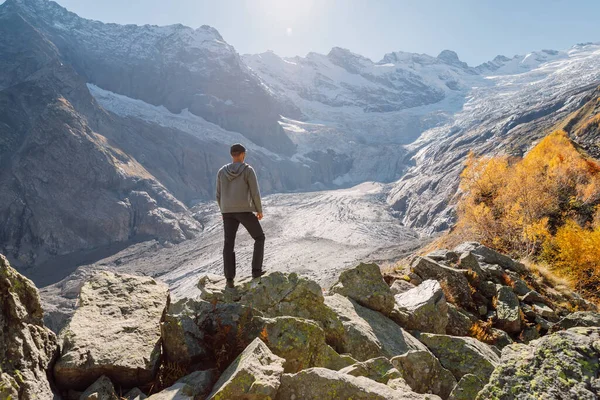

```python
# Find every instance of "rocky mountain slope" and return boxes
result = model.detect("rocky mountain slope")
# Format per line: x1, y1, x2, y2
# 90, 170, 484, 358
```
244, 41, 600, 231
0, 0, 316, 275
2, 242, 599, 399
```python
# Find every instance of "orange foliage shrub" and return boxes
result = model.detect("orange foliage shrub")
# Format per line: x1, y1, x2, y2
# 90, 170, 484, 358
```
456, 130, 600, 300
544, 220, 600, 299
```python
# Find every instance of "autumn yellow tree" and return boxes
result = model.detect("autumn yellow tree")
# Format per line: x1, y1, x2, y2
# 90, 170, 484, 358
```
455, 130, 600, 299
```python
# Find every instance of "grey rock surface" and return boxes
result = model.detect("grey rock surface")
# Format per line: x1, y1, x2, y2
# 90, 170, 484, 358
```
391, 350, 457, 399
79, 376, 118, 400
0, 254, 58, 400
448, 374, 484, 400
330, 262, 395, 315
54, 272, 169, 390
206, 338, 285, 400
324, 293, 427, 361
478, 327, 600, 399
411, 257, 475, 310
276, 367, 442, 400
393, 279, 449, 334
494, 286, 521, 333
418, 333, 500, 382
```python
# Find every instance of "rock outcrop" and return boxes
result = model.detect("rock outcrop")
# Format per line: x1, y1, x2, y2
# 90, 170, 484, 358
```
54, 271, 169, 390
198, 272, 345, 349
478, 327, 600, 399
3, 242, 600, 400
0, 254, 58, 400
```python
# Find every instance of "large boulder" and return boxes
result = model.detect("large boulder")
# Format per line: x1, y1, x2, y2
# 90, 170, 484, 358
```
207, 338, 285, 400
453, 243, 525, 274
54, 271, 169, 390
339, 357, 403, 384
494, 286, 521, 333
259, 316, 351, 373
0, 254, 58, 400
418, 333, 500, 382
198, 272, 345, 349
393, 280, 448, 334
411, 257, 475, 311
448, 374, 484, 400
391, 350, 457, 399
147, 370, 217, 400
324, 294, 426, 361
478, 327, 600, 399
551, 311, 600, 332
330, 263, 395, 315
275, 367, 441, 400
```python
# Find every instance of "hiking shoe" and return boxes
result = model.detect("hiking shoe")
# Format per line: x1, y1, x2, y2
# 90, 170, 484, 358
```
252, 270, 266, 279
226, 279, 235, 289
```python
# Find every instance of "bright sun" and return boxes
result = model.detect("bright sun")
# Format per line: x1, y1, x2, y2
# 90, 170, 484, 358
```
286, 27, 293, 36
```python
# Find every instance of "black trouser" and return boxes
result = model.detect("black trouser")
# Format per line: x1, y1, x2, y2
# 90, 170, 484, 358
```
223, 212, 265, 280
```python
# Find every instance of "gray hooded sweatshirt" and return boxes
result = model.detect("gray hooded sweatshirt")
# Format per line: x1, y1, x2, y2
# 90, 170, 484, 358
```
216, 162, 263, 214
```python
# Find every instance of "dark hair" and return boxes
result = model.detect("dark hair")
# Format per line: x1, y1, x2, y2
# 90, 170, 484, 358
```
230, 143, 246, 156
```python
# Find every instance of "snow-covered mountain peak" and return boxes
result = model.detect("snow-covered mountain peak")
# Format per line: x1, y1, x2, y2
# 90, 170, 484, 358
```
475, 49, 567, 75
437, 49, 470, 70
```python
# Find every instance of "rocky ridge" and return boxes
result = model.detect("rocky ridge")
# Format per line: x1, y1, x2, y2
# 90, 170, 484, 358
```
2, 242, 599, 399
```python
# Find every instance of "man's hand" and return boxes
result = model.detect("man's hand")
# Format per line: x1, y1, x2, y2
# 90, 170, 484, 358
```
256, 212, 263, 221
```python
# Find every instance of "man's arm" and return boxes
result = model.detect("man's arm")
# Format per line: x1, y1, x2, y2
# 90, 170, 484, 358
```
247, 167, 263, 215
216, 170, 222, 211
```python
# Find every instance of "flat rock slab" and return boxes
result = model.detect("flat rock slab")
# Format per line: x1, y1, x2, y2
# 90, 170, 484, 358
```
207, 338, 285, 400
478, 327, 600, 399
54, 271, 169, 390
276, 367, 441, 400
418, 333, 500, 382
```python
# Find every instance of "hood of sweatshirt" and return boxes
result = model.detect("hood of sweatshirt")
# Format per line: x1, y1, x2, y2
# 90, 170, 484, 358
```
223, 162, 248, 181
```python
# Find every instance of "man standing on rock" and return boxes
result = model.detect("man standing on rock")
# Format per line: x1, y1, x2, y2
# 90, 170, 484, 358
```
216, 143, 265, 288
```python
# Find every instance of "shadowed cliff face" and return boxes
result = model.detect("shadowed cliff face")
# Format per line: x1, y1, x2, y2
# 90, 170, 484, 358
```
1, 0, 298, 155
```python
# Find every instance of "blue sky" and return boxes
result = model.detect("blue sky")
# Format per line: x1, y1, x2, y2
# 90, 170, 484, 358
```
6, 0, 600, 65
